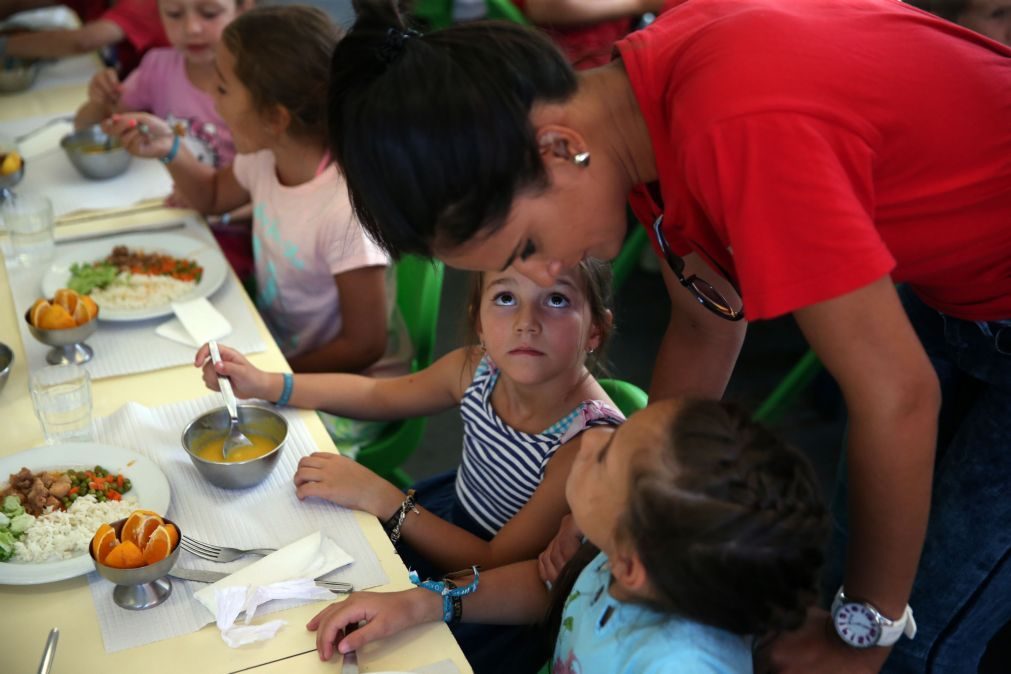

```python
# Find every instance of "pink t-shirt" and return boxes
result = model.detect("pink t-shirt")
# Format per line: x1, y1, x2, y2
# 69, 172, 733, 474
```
119, 48, 235, 167
232, 150, 391, 359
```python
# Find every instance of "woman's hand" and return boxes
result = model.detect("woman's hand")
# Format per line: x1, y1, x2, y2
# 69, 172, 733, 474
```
87, 68, 121, 110
293, 452, 402, 516
194, 342, 274, 401
102, 112, 175, 159
538, 513, 583, 584
307, 589, 442, 661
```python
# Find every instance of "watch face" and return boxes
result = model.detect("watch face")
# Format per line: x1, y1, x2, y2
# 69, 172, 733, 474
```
834, 602, 882, 648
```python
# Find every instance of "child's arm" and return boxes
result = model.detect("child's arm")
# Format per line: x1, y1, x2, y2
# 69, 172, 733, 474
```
196, 344, 476, 421
3, 20, 123, 59
286, 266, 388, 373
75, 68, 124, 129
307, 561, 548, 661
520, 0, 666, 25
103, 113, 248, 215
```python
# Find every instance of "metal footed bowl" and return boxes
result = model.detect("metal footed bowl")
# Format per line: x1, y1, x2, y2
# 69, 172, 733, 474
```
24, 308, 99, 365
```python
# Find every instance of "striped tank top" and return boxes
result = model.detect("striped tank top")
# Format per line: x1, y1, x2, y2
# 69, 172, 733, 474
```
455, 355, 625, 535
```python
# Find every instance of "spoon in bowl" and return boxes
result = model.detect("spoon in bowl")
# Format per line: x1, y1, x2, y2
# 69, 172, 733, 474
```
207, 340, 253, 460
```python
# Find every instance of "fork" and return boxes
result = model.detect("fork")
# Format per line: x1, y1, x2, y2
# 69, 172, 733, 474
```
179, 535, 277, 563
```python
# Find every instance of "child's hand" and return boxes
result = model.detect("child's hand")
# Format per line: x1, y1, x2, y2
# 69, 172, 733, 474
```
194, 342, 272, 400
306, 589, 442, 661
102, 113, 175, 159
293, 452, 403, 517
87, 68, 121, 110
538, 513, 583, 584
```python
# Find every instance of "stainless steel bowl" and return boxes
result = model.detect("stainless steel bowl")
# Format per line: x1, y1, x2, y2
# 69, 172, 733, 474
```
90, 517, 181, 610
0, 57, 41, 94
181, 405, 288, 490
24, 307, 99, 365
60, 125, 132, 180
0, 342, 12, 395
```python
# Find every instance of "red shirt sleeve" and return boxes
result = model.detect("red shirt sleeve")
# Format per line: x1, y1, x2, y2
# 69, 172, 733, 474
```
681, 112, 896, 320
100, 0, 166, 52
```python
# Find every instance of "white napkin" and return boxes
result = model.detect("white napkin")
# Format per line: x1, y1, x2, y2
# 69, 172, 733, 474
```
156, 297, 232, 346
193, 531, 353, 647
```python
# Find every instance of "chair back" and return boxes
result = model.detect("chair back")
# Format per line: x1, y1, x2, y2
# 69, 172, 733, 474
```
598, 378, 649, 416
395, 255, 445, 372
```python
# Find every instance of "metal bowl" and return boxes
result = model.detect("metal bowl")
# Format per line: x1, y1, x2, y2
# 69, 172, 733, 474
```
24, 307, 99, 365
60, 125, 132, 180
181, 405, 288, 490
90, 517, 182, 610
0, 57, 41, 94
0, 342, 12, 395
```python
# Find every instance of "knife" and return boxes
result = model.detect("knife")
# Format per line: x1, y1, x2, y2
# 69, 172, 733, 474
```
341, 622, 361, 674
170, 567, 352, 593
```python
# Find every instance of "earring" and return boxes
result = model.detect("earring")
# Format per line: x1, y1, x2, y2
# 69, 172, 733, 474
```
573, 151, 591, 168
586, 347, 595, 354
480, 340, 486, 351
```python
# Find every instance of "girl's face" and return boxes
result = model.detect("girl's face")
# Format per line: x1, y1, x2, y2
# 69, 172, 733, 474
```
959, 0, 1011, 46
159, 0, 238, 65
476, 267, 603, 387
212, 42, 270, 153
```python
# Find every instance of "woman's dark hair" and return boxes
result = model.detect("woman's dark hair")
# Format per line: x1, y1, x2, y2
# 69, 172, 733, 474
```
463, 259, 614, 375
329, 0, 577, 258
224, 6, 341, 142
546, 399, 829, 643
904, 0, 969, 22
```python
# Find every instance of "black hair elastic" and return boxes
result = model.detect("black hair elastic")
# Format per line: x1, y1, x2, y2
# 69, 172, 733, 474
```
378, 27, 421, 64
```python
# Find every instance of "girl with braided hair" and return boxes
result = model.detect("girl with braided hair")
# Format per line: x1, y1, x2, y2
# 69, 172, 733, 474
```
307, 399, 829, 673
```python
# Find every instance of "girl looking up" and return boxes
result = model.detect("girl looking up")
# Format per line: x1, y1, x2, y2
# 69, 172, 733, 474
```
107, 6, 394, 377
306, 399, 830, 674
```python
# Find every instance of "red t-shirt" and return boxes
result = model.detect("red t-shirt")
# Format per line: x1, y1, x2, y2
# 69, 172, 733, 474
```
511, 0, 632, 70
618, 0, 1011, 322
67, 0, 168, 75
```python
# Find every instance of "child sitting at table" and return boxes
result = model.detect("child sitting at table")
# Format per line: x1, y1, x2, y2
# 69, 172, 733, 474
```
105, 6, 398, 386
306, 398, 830, 674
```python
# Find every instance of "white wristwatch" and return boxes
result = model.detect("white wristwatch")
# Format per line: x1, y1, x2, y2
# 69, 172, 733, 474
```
831, 586, 917, 648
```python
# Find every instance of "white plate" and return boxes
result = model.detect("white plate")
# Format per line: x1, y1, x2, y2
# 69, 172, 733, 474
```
0, 442, 171, 585
41, 232, 227, 322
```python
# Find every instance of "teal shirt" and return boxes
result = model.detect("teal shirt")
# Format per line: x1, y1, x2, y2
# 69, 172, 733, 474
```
553, 552, 753, 673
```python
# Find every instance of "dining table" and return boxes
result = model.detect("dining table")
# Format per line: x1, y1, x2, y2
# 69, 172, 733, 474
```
0, 40, 472, 674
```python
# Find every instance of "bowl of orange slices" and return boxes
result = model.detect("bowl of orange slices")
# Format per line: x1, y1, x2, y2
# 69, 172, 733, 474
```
25, 288, 100, 365
90, 510, 181, 610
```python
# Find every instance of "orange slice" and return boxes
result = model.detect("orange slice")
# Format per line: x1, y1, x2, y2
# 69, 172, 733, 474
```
121, 510, 163, 548
103, 540, 145, 569
38, 304, 76, 330
72, 300, 94, 326
91, 523, 117, 564
164, 522, 179, 549
80, 295, 99, 318
53, 288, 79, 313
142, 525, 173, 565
29, 299, 50, 327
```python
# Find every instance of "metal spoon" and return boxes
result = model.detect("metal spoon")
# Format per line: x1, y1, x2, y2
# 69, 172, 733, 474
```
207, 340, 253, 459
37, 628, 58, 674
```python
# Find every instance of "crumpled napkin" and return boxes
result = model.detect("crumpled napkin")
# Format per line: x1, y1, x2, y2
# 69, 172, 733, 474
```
193, 531, 353, 647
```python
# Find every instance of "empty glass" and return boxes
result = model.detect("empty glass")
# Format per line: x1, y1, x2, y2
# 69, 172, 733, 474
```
2, 193, 54, 266
29, 364, 94, 444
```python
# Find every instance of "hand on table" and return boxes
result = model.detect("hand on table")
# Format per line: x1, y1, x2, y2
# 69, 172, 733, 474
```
194, 342, 272, 400
755, 608, 890, 674
87, 68, 121, 111
307, 589, 441, 661
538, 513, 583, 585
102, 112, 175, 159
164, 185, 193, 209
294, 451, 402, 516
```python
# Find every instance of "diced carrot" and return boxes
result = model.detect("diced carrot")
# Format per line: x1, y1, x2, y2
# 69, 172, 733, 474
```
117, 475, 124, 488
106, 490, 121, 501
69, 487, 78, 495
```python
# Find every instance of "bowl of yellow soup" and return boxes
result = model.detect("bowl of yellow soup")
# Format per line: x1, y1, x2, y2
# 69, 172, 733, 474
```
180, 405, 288, 489
60, 125, 132, 180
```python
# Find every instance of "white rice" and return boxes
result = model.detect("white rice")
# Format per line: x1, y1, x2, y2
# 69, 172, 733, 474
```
90, 272, 196, 311
11, 495, 137, 563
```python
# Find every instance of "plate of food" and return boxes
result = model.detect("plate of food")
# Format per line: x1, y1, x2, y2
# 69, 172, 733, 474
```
0, 442, 171, 585
41, 232, 228, 322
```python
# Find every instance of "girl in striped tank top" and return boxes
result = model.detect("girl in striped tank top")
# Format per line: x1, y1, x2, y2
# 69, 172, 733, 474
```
201, 259, 623, 578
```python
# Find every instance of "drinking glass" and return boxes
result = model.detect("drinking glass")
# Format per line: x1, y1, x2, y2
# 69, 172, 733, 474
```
29, 364, 94, 444
2, 193, 54, 266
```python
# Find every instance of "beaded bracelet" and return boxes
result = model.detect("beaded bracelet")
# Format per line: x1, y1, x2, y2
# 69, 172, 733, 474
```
409, 566, 480, 625
382, 489, 419, 544
160, 133, 181, 165
275, 372, 294, 406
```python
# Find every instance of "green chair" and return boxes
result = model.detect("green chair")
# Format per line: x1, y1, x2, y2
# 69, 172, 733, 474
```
485, 0, 529, 23
356, 256, 446, 488
751, 349, 823, 424
598, 377, 649, 416
610, 225, 650, 292
409, 0, 529, 29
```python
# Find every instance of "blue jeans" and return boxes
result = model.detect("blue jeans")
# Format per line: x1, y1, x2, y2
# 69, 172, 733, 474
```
399, 470, 549, 674
827, 287, 1011, 673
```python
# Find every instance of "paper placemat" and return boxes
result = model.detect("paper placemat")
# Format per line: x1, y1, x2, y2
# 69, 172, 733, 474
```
89, 395, 390, 652
0, 113, 172, 217
6, 216, 266, 380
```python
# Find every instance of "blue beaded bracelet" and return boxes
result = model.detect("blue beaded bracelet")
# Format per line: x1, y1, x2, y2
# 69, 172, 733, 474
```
160, 133, 180, 165
276, 372, 294, 407
409, 567, 479, 625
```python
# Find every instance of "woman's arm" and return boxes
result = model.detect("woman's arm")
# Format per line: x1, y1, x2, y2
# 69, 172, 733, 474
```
4, 20, 122, 59
521, 0, 666, 25
307, 561, 548, 661
650, 252, 747, 400
287, 266, 389, 373
766, 276, 940, 673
